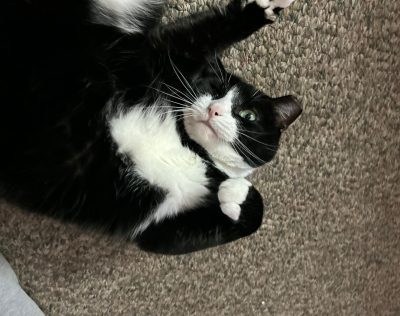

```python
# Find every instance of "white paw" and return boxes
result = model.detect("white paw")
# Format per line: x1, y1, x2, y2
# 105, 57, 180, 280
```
220, 203, 241, 221
247, 0, 296, 20
218, 178, 252, 221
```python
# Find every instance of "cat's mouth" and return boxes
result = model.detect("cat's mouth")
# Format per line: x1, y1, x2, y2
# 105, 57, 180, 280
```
199, 120, 218, 138
184, 110, 237, 144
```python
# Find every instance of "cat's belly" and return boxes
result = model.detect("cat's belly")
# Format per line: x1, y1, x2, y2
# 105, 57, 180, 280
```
109, 104, 209, 234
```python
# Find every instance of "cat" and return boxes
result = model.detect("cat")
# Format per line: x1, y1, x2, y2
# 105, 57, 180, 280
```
0, 0, 301, 254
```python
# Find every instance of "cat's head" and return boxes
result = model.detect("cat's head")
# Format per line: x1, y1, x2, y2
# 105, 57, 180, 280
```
168, 58, 302, 177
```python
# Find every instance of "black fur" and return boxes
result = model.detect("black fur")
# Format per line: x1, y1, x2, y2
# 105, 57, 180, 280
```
0, 0, 301, 254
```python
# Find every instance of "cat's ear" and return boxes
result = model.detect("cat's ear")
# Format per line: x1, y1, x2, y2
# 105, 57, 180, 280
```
273, 95, 302, 130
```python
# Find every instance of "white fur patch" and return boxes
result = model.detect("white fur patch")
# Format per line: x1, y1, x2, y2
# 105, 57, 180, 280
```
248, 0, 296, 19
184, 88, 254, 178
218, 178, 252, 221
92, 0, 163, 33
109, 104, 209, 236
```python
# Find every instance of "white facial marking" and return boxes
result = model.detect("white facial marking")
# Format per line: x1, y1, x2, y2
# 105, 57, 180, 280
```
218, 178, 252, 221
92, 0, 163, 33
109, 104, 209, 237
184, 88, 254, 178
185, 89, 238, 142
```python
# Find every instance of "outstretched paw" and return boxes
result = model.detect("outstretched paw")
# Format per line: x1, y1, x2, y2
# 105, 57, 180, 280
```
247, 0, 296, 21
218, 178, 252, 221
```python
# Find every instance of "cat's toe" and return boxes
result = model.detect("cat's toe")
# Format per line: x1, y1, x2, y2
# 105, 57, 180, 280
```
218, 178, 252, 220
220, 202, 241, 221
218, 178, 251, 205
247, 0, 296, 20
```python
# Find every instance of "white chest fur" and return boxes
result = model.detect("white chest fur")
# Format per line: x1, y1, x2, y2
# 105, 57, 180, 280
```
109, 105, 209, 235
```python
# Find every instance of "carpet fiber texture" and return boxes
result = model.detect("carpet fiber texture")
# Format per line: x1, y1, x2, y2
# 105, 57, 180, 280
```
1, 0, 399, 315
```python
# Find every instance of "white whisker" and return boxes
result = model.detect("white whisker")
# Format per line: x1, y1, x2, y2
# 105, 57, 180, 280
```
232, 142, 256, 166
147, 86, 192, 105
168, 55, 199, 101
208, 58, 224, 85
236, 131, 278, 151
214, 52, 225, 86
234, 137, 267, 165
162, 82, 196, 104
166, 99, 191, 108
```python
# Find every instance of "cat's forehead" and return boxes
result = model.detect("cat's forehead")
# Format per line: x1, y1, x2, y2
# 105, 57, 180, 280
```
231, 83, 274, 111
193, 63, 275, 113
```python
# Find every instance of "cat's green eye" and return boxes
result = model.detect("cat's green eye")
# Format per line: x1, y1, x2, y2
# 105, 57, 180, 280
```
239, 110, 257, 121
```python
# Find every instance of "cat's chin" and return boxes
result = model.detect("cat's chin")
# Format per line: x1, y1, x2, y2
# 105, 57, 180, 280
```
184, 117, 220, 144
199, 121, 219, 139
184, 114, 236, 144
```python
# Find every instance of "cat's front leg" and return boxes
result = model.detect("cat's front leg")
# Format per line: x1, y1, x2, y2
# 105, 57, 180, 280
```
150, 0, 297, 58
135, 184, 264, 254
218, 178, 252, 221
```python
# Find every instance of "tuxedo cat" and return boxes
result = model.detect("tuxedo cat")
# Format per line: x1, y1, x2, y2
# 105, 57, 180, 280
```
0, 0, 301, 254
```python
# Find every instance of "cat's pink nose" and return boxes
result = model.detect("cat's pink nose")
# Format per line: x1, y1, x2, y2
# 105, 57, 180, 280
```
208, 103, 224, 118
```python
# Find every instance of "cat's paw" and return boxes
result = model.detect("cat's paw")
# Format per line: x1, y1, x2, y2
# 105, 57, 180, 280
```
218, 178, 252, 221
247, 0, 296, 21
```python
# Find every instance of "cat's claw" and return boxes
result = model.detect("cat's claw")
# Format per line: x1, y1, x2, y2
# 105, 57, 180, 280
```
218, 178, 252, 221
247, 0, 296, 20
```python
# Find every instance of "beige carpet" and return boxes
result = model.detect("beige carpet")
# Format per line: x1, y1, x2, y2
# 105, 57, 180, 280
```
1, 0, 399, 315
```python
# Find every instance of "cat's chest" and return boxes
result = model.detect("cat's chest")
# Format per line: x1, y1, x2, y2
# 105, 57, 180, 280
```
109, 105, 210, 219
